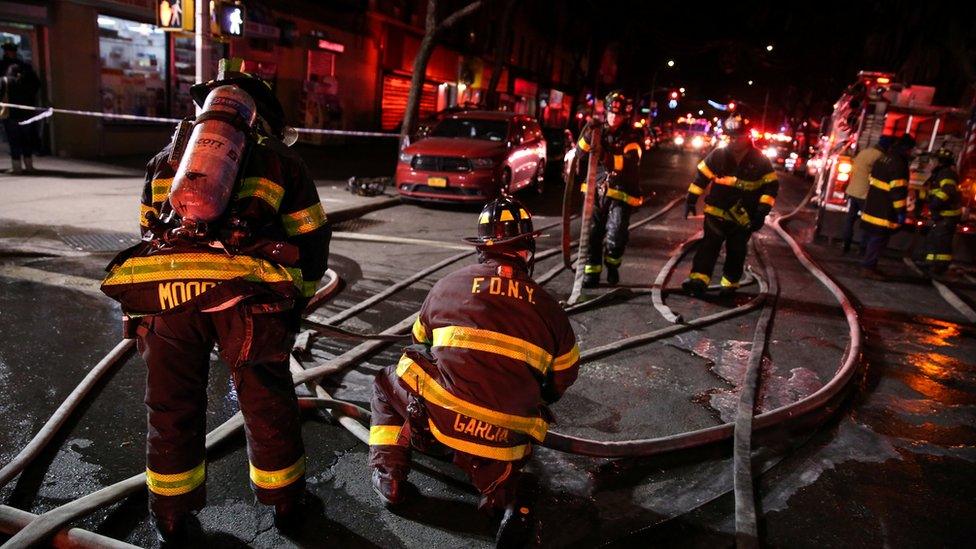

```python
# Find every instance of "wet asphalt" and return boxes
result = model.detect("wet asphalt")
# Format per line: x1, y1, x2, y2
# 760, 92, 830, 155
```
1, 148, 974, 547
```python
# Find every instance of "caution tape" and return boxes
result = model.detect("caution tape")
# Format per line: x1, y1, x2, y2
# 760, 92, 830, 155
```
0, 102, 399, 138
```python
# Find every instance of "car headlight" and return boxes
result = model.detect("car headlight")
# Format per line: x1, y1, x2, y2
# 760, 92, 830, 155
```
763, 146, 778, 159
398, 151, 414, 164
469, 157, 497, 170
691, 135, 704, 148
674, 136, 685, 146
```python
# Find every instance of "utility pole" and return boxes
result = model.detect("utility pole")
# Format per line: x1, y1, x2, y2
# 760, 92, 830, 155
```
761, 88, 770, 130
195, 0, 213, 114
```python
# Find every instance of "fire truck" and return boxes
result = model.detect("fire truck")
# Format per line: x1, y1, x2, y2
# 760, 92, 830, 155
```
810, 71, 974, 251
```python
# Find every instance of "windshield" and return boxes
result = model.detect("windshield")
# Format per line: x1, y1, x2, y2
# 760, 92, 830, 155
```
430, 118, 509, 141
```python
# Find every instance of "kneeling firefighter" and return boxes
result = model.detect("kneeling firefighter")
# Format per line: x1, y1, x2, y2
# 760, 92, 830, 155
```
100, 59, 331, 543
921, 146, 962, 275
681, 114, 778, 296
576, 90, 645, 288
368, 197, 580, 546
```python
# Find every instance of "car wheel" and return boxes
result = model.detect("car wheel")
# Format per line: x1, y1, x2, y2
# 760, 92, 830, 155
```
532, 160, 546, 195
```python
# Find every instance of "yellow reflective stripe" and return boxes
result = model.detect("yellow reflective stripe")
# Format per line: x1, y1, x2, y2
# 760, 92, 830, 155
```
697, 160, 716, 180
579, 183, 588, 193
479, 212, 491, 224
552, 344, 580, 371
892, 199, 906, 209
623, 142, 642, 157
689, 272, 710, 283
300, 279, 318, 298
704, 204, 732, 220
140, 204, 158, 227
939, 178, 957, 188
889, 178, 907, 188
431, 326, 553, 375
926, 253, 952, 261
282, 203, 328, 236
940, 209, 961, 217
869, 177, 891, 191
396, 356, 548, 441
688, 183, 705, 195
151, 177, 173, 203
102, 252, 296, 286
577, 136, 591, 152
427, 419, 530, 461
761, 171, 778, 183
146, 461, 205, 497
760, 194, 776, 206
720, 276, 739, 288
714, 177, 764, 191
605, 187, 643, 206
930, 189, 949, 201
584, 264, 603, 274
249, 456, 306, 490
368, 425, 404, 446
613, 154, 624, 171
860, 213, 899, 229
236, 176, 285, 211
604, 255, 622, 266
499, 209, 515, 222
412, 317, 429, 344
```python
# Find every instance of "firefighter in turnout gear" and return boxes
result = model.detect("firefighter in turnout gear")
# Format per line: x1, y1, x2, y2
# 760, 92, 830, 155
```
860, 134, 915, 277
100, 59, 331, 544
921, 147, 962, 275
368, 197, 579, 546
577, 90, 644, 288
681, 114, 778, 296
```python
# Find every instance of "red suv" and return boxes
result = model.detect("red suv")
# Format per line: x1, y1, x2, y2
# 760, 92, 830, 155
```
396, 111, 547, 203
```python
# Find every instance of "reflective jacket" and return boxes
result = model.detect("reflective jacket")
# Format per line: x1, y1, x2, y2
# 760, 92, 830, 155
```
395, 259, 579, 460
576, 122, 644, 206
861, 152, 909, 231
927, 166, 962, 222
101, 136, 331, 316
688, 145, 778, 227
846, 145, 885, 200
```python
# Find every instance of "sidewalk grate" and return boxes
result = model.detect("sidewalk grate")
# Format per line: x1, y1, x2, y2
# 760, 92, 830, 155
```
332, 218, 385, 233
60, 232, 140, 252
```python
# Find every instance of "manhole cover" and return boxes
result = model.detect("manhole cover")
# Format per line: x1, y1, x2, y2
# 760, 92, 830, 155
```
60, 232, 140, 252
332, 218, 385, 232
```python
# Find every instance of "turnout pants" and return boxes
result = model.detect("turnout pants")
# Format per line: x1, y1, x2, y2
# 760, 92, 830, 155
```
924, 219, 957, 274
136, 298, 305, 520
861, 226, 891, 269
585, 194, 633, 274
368, 365, 527, 512
689, 214, 751, 287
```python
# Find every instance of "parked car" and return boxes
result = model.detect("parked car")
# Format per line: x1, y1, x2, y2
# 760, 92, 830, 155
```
396, 111, 547, 203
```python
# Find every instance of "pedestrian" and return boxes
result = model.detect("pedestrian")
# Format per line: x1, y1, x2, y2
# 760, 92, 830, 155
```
842, 136, 892, 254
0, 42, 41, 174
681, 114, 778, 296
100, 58, 331, 545
576, 90, 645, 288
920, 146, 961, 275
367, 197, 579, 546
859, 134, 915, 278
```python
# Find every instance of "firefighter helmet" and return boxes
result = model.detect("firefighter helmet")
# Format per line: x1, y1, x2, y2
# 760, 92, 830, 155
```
605, 91, 633, 115
190, 58, 285, 135
934, 146, 955, 165
464, 196, 539, 247
723, 113, 747, 137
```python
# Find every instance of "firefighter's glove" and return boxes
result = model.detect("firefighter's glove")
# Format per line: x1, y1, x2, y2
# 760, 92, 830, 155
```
751, 205, 772, 232
684, 195, 698, 219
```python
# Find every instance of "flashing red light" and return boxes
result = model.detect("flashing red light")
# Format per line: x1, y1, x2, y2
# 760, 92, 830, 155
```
670, 91, 679, 99
876, 76, 890, 85
728, 101, 736, 111
577, 112, 584, 119
963, 226, 971, 233
836, 172, 850, 182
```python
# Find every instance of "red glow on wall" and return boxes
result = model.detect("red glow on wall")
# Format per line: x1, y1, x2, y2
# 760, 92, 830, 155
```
381, 75, 437, 131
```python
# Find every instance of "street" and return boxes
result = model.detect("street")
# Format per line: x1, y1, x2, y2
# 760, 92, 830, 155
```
1, 147, 974, 547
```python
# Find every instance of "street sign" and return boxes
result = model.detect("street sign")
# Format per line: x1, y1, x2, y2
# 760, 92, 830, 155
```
158, 0, 194, 32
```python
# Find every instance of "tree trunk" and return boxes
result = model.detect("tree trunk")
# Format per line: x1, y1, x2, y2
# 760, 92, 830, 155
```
485, 0, 517, 109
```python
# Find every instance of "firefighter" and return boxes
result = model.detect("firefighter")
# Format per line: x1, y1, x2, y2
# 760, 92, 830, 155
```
100, 59, 330, 544
681, 114, 778, 296
921, 147, 962, 275
576, 90, 645, 287
368, 197, 579, 546
860, 134, 915, 278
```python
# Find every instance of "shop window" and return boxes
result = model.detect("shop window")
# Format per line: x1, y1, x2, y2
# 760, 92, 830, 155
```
97, 15, 166, 117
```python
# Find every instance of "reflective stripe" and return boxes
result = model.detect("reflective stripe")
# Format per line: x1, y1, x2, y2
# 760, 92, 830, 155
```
479, 212, 490, 224
584, 264, 603, 274
761, 171, 778, 183
151, 177, 173, 203
579, 183, 589, 193
869, 177, 892, 191
140, 204, 158, 227
704, 204, 730, 220
613, 154, 624, 171
605, 187, 643, 206
697, 160, 716, 180
604, 255, 622, 266
249, 456, 306, 490
282, 203, 328, 236
892, 199, 906, 209
930, 189, 949, 201
939, 178, 957, 188
236, 176, 285, 211
759, 194, 775, 206
396, 355, 549, 441
720, 276, 739, 288
714, 177, 764, 191
146, 461, 205, 497
428, 419, 530, 461
940, 209, 962, 217
577, 136, 591, 152
552, 344, 580, 371
369, 425, 404, 446
860, 212, 899, 229
889, 178, 908, 188
926, 253, 952, 262
688, 183, 705, 196
412, 317, 429, 344
623, 142, 642, 157
300, 279, 318, 298
689, 272, 710, 283
500, 209, 516, 222
103, 252, 296, 286
431, 326, 553, 375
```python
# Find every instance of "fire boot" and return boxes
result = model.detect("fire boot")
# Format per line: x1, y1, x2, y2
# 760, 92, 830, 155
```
495, 503, 535, 548
606, 265, 620, 286
152, 514, 189, 547
681, 277, 707, 297
273, 494, 305, 534
371, 466, 408, 507
9, 157, 22, 174
23, 156, 34, 172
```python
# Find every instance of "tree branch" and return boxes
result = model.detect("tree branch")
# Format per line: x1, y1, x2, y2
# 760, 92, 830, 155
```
437, 1, 483, 32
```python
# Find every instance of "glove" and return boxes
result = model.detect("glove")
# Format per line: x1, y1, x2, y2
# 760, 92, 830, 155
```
751, 205, 771, 232
685, 196, 697, 219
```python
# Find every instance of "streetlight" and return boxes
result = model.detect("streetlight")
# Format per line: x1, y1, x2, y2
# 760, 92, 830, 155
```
748, 80, 754, 86
667, 59, 675, 68
679, 87, 685, 94
765, 44, 773, 52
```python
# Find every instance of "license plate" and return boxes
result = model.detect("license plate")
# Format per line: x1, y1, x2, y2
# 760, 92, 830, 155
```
427, 177, 447, 187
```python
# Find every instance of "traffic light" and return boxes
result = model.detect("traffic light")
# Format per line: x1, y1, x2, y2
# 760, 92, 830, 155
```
214, 1, 245, 37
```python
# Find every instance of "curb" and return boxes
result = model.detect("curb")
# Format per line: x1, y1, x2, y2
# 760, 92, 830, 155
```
329, 196, 402, 224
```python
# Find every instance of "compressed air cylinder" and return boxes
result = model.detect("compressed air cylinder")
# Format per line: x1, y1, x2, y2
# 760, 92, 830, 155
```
169, 85, 257, 223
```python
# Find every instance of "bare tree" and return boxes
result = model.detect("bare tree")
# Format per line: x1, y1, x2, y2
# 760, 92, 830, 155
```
400, 0, 484, 148
485, 0, 518, 109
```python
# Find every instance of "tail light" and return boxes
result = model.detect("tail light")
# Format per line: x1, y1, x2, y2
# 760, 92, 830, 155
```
827, 156, 853, 206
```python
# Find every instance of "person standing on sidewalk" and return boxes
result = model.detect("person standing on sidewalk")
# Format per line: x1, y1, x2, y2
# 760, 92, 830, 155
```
859, 134, 915, 278
0, 42, 41, 174
100, 59, 330, 545
842, 136, 891, 254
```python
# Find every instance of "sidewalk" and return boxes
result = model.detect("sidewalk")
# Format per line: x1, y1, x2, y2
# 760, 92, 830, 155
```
0, 155, 398, 238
